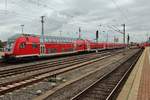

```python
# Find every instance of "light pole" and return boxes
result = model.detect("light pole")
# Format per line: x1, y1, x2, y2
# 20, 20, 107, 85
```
59, 30, 62, 37
106, 31, 108, 43
146, 33, 149, 42
79, 27, 81, 39
122, 24, 125, 46
102, 31, 107, 48
41, 16, 45, 43
122, 24, 126, 54
103, 31, 108, 42
97, 24, 102, 42
20, 25, 24, 34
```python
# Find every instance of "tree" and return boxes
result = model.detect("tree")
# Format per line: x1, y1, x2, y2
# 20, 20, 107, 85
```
0, 40, 3, 48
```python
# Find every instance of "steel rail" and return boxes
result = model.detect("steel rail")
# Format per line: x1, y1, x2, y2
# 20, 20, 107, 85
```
71, 49, 142, 100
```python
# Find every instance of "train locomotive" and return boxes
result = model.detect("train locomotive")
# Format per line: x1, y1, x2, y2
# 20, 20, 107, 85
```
2, 34, 125, 59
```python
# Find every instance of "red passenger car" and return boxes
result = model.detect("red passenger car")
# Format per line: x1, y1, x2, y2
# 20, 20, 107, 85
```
2, 34, 125, 59
3, 34, 86, 59
139, 42, 150, 48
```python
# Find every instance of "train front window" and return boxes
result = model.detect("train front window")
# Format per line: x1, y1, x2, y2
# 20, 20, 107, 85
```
20, 42, 26, 49
5, 34, 22, 52
6, 40, 14, 52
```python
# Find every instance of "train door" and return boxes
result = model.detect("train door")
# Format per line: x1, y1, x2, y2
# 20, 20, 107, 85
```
104, 43, 106, 49
86, 41, 90, 51
73, 41, 77, 51
40, 44, 45, 55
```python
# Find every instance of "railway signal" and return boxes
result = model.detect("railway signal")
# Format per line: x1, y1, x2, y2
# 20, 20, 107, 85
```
96, 30, 99, 42
127, 34, 130, 45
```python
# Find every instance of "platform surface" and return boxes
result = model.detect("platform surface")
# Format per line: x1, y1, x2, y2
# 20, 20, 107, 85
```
117, 47, 150, 100
0, 52, 4, 57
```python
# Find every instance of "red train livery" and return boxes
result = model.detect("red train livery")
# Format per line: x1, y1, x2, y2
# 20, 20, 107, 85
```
138, 42, 150, 48
2, 34, 125, 59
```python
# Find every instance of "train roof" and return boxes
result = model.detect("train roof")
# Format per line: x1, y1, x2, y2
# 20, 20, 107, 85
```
8, 34, 37, 40
41, 35, 78, 43
9, 34, 77, 40
8, 34, 79, 43
41, 35, 77, 40
8, 33, 99, 43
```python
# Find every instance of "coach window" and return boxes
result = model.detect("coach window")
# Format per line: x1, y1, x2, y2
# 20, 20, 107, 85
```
20, 42, 26, 49
48, 48, 51, 53
56, 38, 59, 43
62, 38, 64, 42
32, 43, 38, 48
64, 38, 67, 43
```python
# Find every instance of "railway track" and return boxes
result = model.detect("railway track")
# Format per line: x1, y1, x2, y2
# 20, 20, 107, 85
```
0, 50, 119, 95
0, 49, 124, 80
0, 52, 95, 68
0, 50, 112, 69
0, 61, 11, 67
0, 54, 111, 88
70, 49, 142, 100
0, 52, 111, 78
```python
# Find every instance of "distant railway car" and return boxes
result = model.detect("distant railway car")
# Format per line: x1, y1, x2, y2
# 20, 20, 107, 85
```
2, 34, 125, 59
139, 42, 150, 48
144, 42, 150, 47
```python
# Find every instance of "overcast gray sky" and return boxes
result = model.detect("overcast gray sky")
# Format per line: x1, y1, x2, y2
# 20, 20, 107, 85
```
0, 0, 150, 43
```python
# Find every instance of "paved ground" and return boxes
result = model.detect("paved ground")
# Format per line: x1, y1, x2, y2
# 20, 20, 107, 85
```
117, 47, 150, 100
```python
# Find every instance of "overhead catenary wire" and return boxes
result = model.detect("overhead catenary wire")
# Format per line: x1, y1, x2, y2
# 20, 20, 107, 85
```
107, 25, 123, 34
112, 25, 121, 31
25, 0, 58, 12
98, 24, 122, 34
2, 0, 80, 26
110, 0, 129, 23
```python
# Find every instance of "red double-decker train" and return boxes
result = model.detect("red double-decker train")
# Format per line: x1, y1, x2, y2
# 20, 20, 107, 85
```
2, 34, 125, 59
138, 42, 150, 48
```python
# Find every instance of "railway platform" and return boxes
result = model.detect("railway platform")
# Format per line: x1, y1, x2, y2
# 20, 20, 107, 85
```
117, 47, 150, 100
0, 52, 4, 58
